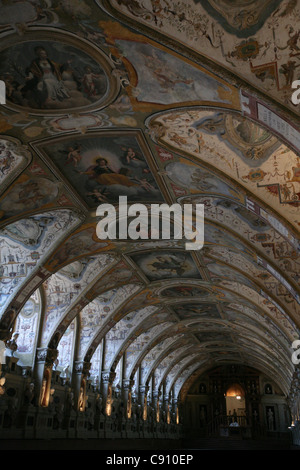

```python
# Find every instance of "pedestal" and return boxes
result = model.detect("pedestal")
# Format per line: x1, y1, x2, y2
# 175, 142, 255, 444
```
18, 405, 37, 439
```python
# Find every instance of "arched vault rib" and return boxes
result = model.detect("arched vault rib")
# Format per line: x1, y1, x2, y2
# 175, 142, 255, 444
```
81, 288, 163, 361
107, 316, 176, 372
232, 329, 292, 374
202, 217, 299, 307
155, 346, 205, 394
208, 281, 299, 341
39, 246, 298, 392
132, 338, 193, 383
138, 314, 292, 394
169, 357, 210, 398
224, 314, 292, 364
73, 265, 299, 389
178, 358, 290, 404
111, 322, 194, 380
44, 259, 145, 351
14, 198, 298, 352
195, 194, 298, 268
100, 0, 300, 122
0, 0, 299, 439
77, 283, 143, 360
127, 323, 207, 385
146, 107, 300, 234
172, 353, 291, 402
87, 304, 162, 368
153, 275, 298, 332
189, 320, 290, 369
140, 335, 189, 385
40, 253, 117, 348
236, 337, 292, 381
203, 249, 299, 320
165, 284, 299, 345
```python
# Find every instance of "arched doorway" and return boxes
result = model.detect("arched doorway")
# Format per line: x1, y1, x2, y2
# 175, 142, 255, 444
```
225, 383, 246, 425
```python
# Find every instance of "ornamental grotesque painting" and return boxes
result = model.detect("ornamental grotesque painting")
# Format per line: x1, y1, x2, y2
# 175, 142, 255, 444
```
0, 31, 117, 113
195, 0, 283, 35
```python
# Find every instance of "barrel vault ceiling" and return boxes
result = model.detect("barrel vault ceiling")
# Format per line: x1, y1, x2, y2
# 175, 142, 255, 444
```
0, 0, 299, 399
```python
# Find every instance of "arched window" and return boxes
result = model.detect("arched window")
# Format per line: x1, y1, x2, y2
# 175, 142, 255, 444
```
90, 343, 102, 386
13, 288, 42, 367
56, 319, 76, 377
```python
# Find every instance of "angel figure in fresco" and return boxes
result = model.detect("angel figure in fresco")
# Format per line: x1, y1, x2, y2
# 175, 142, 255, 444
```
66, 145, 83, 167
86, 187, 110, 203
120, 146, 148, 172
81, 66, 104, 97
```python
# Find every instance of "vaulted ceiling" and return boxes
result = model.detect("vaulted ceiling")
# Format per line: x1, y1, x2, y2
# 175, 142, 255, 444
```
0, 0, 299, 399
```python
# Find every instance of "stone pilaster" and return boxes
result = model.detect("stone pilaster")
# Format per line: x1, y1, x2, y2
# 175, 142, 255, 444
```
73, 360, 91, 412
139, 385, 149, 421
101, 370, 116, 416
35, 347, 58, 407
123, 378, 134, 419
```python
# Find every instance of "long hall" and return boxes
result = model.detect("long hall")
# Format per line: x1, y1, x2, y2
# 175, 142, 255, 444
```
0, 0, 299, 451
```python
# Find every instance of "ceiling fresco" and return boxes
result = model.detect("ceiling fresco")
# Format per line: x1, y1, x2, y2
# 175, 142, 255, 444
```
106, 0, 300, 116
0, 0, 299, 406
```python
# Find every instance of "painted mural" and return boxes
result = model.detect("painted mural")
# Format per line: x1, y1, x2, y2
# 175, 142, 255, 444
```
0, 176, 61, 221
114, 39, 232, 106
165, 161, 241, 199
110, 0, 300, 115
44, 226, 112, 272
103, 305, 161, 370
141, 335, 186, 383
0, 0, 298, 419
130, 250, 202, 282
89, 343, 102, 379
0, 138, 30, 191
195, 0, 283, 36
0, 209, 79, 314
153, 345, 192, 388
172, 303, 221, 320
160, 285, 212, 298
123, 321, 174, 374
13, 289, 41, 366
205, 260, 257, 289
147, 108, 300, 230
36, 132, 163, 206
41, 254, 115, 346
192, 111, 280, 165
0, 39, 108, 111
78, 284, 141, 359
56, 319, 76, 375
